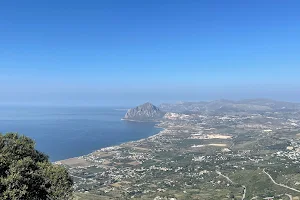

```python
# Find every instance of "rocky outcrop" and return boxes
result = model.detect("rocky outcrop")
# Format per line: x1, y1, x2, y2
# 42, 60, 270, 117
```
123, 102, 165, 121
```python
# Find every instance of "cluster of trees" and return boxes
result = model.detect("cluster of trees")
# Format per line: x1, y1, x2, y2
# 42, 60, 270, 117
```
0, 133, 73, 200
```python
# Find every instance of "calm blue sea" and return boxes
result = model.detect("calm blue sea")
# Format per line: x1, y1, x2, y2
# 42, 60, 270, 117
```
0, 106, 161, 161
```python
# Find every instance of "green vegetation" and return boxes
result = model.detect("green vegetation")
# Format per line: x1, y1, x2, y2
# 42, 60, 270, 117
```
58, 100, 300, 199
0, 133, 73, 200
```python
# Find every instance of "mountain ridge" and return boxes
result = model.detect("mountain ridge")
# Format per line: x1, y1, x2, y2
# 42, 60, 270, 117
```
159, 99, 300, 113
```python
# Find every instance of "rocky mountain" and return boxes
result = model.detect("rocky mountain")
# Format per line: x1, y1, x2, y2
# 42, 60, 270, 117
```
123, 102, 165, 121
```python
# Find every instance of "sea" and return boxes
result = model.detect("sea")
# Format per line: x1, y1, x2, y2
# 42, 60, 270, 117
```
0, 106, 161, 161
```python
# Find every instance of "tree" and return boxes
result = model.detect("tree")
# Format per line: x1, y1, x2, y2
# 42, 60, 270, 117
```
0, 133, 73, 200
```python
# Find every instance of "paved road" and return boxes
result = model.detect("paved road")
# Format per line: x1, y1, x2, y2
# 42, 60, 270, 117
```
216, 171, 247, 200
263, 168, 300, 193
285, 194, 293, 200
242, 185, 246, 200
216, 170, 234, 183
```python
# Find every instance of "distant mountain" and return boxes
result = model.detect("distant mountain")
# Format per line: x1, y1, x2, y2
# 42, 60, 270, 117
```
159, 101, 207, 113
159, 99, 300, 114
123, 102, 165, 121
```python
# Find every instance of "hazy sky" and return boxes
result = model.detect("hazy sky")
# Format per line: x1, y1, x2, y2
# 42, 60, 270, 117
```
1, 0, 300, 106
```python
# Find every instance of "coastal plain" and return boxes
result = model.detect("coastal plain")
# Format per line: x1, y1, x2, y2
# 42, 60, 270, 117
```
58, 100, 300, 200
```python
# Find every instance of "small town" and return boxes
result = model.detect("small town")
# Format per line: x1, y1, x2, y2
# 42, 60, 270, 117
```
58, 100, 300, 200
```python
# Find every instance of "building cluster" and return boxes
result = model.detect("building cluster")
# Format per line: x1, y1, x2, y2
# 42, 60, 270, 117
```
62, 109, 300, 199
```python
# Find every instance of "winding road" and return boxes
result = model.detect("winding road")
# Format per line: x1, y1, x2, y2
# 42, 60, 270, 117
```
285, 194, 293, 200
216, 169, 299, 200
263, 168, 300, 193
216, 170, 247, 200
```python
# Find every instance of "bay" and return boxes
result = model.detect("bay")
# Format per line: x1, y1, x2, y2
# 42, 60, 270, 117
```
0, 106, 161, 161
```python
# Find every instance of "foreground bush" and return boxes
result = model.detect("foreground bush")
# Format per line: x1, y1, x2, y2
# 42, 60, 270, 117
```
0, 133, 73, 200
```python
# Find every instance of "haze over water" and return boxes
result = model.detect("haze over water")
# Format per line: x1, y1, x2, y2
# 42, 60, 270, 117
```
0, 106, 161, 161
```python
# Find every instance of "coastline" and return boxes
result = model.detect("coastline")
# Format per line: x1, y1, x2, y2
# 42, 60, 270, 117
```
55, 119, 165, 164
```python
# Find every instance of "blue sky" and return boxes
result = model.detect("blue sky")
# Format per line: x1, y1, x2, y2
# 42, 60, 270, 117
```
1, 0, 300, 106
